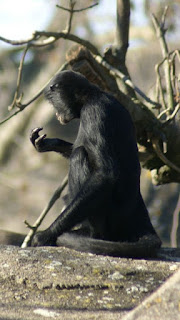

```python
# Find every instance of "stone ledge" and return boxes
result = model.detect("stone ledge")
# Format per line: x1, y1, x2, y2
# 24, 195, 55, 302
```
122, 266, 180, 320
0, 245, 180, 319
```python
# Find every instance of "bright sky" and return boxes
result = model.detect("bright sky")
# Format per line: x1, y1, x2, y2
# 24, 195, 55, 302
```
0, 0, 148, 48
0, 0, 55, 45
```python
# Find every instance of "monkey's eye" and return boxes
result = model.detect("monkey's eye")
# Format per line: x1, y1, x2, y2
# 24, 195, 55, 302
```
50, 83, 60, 91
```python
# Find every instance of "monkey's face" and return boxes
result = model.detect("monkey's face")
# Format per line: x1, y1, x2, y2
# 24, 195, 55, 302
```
44, 70, 90, 125
44, 81, 77, 125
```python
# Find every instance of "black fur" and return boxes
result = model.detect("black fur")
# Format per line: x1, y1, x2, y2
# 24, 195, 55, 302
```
30, 70, 161, 256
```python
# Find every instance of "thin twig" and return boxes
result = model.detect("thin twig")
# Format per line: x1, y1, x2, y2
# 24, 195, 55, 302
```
9, 45, 29, 110
0, 33, 38, 45
152, 138, 180, 174
0, 61, 69, 126
0, 29, 161, 111
33, 31, 100, 54
161, 103, 180, 126
56, 2, 98, 12
66, 0, 76, 34
157, 109, 169, 120
0, 31, 100, 55
95, 55, 161, 109
170, 51, 176, 92
155, 78, 160, 105
21, 175, 68, 248
170, 193, 180, 248
152, 9, 174, 114
0, 109, 23, 125
155, 63, 166, 110
160, 5, 168, 30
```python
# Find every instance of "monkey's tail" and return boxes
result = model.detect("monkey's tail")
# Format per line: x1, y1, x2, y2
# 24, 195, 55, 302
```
56, 232, 162, 258
0, 229, 25, 246
0, 229, 161, 258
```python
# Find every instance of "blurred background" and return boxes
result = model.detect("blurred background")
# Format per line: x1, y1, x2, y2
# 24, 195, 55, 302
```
0, 0, 180, 246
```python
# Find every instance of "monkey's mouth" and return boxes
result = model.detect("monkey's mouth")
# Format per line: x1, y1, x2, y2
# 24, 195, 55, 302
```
56, 112, 70, 125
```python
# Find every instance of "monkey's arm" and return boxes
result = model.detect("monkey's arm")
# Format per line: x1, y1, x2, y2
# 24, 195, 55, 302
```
30, 127, 72, 158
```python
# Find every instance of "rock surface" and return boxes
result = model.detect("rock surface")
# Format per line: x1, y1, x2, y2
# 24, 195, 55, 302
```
123, 266, 180, 320
0, 245, 180, 319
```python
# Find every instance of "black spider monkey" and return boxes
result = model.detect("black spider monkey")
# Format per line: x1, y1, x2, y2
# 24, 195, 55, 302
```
30, 70, 161, 257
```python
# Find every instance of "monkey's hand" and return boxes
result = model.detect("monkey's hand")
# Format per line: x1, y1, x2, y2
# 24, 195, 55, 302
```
30, 127, 72, 157
31, 230, 57, 247
30, 127, 48, 152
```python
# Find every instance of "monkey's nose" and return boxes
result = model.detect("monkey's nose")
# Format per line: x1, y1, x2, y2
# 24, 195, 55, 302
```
50, 84, 55, 91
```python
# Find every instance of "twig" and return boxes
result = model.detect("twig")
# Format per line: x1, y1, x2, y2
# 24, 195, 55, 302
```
0, 28, 162, 109
33, 31, 100, 54
157, 109, 169, 120
66, 0, 76, 34
174, 49, 180, 63
0, 108, 24, 125
160, 5, 168, 30
156, 49, 180, 68
0, 33, 38, 45
21, 175, 68, 248
9, 45, 29, 110
95, 55, 161, 109
0, 61, 69, 126
155, 63, 166, 110
170, 51, 176, 92
0, 29, 161, 111
152, 9, 174, 114
115, 0, 130, 63
156, 49, 180, 118
170, 193, 180, 248
56, 2, 99, 12
152, 138, 180, 174
0, 31, 100, 55
161, 103, 180, 125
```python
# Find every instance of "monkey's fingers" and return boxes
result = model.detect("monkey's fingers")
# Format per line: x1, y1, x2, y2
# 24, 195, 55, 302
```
30, 127, 43, 146
34, 134, 47, 152
35, 134, 47, 145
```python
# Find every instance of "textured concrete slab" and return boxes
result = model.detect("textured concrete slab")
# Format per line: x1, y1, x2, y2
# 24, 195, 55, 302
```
0, 245, 180, 319
122, 266, 180, 320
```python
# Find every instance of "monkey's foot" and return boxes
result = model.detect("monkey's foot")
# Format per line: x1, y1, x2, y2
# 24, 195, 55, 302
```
31, 230, 57, 247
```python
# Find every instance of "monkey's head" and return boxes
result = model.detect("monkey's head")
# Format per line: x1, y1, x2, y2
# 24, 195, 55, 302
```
44, 70, 91, 125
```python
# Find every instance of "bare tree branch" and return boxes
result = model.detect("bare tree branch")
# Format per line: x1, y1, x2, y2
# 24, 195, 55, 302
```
152, 8, 174, 114
0, 29, 161, 125
115, 0, 130, 62
65, 0, 76, 34
0, 31, 100, 55
21, 175, 68, 248
0, 34, 38, 45
161, 103, 180, 125
95, 55, 161, 109
8, 45, 29, 111
155, 63, 166, 110
0, 62, 69, 126
56, 2, 99, 13
0, 109, 24, 125
152, 138, 180, 174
